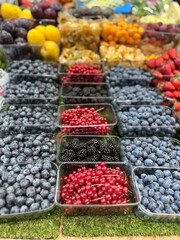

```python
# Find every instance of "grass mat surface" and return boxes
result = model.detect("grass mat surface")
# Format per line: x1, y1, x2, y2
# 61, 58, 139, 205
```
0, 207, 61, 239
62, 213, 180, 237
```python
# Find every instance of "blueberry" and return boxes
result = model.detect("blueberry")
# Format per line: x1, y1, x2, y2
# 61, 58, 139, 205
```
0, 207, 9, 215
41, 199, 50, 209
6, 193, 16, 204
0, 188, 6, 198
0, 199, 5, 208
26, 198, 34, 207
30, 203, 40, 211
31, 167, 39, 175
34, 194, 43, 202
16, 196, 26, 207
26, 186, 36, 197
41, 181, 51, 190
41, 170, 49, 179
20, 205, 29, 213
48, 193, 54, 202
20, 179, 31, 188
40, 189, 49, 198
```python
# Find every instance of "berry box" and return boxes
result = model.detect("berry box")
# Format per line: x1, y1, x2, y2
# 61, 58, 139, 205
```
56, 162, 140, 215
117, 105, 180, 137
57, 103, 117, 135
57, 135, 121, 163
60, 82, 111, 104
121, 136, 180, 168
133, 166, 180, 222
0, 161, 58, 221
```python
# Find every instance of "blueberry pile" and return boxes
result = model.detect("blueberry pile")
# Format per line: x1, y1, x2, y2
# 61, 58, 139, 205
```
106, 66, 152, 87
0, 105, 58, 126
60, 138, 120, 162
4, 79, 59, 104
122, 136, 180, 167
111, 85, 162, 105
117, 106, 179, 137
135, 169, 180, 214
7, 60, 58, 76
62, 84, 109, 104
0, 132, 56, 164
0, 161, 57, 215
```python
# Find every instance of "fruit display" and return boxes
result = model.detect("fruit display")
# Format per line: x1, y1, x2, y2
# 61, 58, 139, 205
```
70, 6, 114, 19
122, 136, 180, 167
0, 161, 57, 215
61, 83, 110, 104
60, 162, 130, 205
0, 3, 33, 19
6, 60, 58, 76
0, 104, 58, 127
0, 132, 56, 164
0, 19, 36, 44
117, 105, 179, 137
59, 136, 120, 162
60, 63, 104, 83
59, 19, 101, 52
59, 105, 116, 135
105, 65, 152, 87
100, 44, 146, 67
111, 85, 163, 105
101, 21, 144, 46
59, 46, 100, 65
134, 167, 180, 216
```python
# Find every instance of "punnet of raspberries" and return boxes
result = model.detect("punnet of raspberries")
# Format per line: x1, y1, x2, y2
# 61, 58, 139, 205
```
61, 162, 129, 205
60, 106, 110, 135
61, 63, 104, 83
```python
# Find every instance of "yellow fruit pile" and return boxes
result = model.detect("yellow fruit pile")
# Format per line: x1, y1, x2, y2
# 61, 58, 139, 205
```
0, 3, 33, 19
27, 25, 60, 60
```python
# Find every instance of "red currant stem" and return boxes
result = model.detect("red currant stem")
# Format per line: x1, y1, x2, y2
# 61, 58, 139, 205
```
91, 197, 104, 202
91, 175, 122, 178
95, 107, 104, 113
92, 184, 104, 186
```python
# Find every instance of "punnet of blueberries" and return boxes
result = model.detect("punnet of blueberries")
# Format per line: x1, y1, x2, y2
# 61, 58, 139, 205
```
59, 137, 120, 162
111, 85, 163, 105
122, 136, 180, 167
0, 161, 57, 215
6, 60, 58, 76
135, 168, 180, 215
0, 132, 56, 164
0, 104, 58, 127
105, 65, 152, 87
117, 105, 180, 137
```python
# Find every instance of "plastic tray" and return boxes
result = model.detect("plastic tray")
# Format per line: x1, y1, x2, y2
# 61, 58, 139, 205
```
57, 103, 117, 135
0, 161, 58, 221
60, 82, 111, 104
56, 162, 140, 215
133, 166, 180, 222
117, 105, 180, 137
57, 134, 121, 163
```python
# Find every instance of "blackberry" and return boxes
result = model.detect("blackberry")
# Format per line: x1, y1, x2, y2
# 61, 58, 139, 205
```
77, 149, 87, 159
86, 154, 99, 162
64, 142, 70, 149
76, 142, 87, 150
102, 155, 114, 162
65, 150, 76, 160
87, 145, 96, 155
88, 139, 99, 148
101, 147, 111, 155
69, 138, 80, 150
60, 156, 71, 162
113, 156, 120, 162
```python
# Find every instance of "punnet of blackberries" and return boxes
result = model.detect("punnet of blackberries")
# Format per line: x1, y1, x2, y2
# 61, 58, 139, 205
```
60, 137, 120, 162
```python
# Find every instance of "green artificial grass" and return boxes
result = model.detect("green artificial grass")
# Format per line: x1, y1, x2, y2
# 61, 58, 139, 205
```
0, 207, 61, 239
62, 213, 180, 237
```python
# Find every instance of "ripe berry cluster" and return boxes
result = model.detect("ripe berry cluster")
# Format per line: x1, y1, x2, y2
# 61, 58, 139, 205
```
61, 63, 104, 83
61, 138, 120, 162
0, 161, 57, 215
122, 136, 180, 167
61, 162, 129, 205
135, 169, 180, 214
60, 106, 110, 135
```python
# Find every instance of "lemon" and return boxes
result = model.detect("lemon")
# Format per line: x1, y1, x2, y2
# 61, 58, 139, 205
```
1, 3, 16, 18
20, 9, 33, 19
27, 29, 45, 45
41, 41, 60, 60
13, 5, 22, 18
44, 25, 61, 43
36, 25, 46, 35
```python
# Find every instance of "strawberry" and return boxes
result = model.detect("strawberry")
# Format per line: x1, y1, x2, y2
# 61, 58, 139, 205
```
174, 101, 180, 111
173, 91, 180, 98
165, 91, 175, 98
160, 64, 172, 75
153, 70, 163, 80
155, 57, 164, 67
163, 82, 175, 91
171, 80, 180, 90
146, 59, 156, 69
161, 53, 169, 60
151, 79, 159, 87
174, 58, 180, 69
174, 70, 179, 75
167, 60, 175, 72
167, 48, 177, 59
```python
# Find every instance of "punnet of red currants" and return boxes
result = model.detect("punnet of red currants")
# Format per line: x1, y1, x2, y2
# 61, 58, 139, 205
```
60, 162, 130, 205
61, 63, 104, 83
60, 105, 110, 135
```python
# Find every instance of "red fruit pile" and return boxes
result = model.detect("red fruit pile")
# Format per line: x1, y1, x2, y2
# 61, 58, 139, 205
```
61, 63, 104, 83
61, 162, 129, 205
60, 106, 110, 135
146, 48, 180, 86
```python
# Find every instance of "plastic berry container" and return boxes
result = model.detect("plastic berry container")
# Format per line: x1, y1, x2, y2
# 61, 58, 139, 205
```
57, 103, 117, 135
57, 135, 121, 163
117, 105, 180, 137
56, 162, 140, 215
133, 166, 180, 222
0, 161, 58, 221
60, 82, 111, 104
